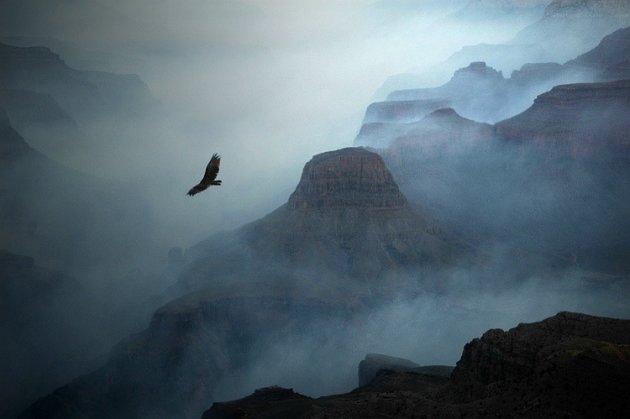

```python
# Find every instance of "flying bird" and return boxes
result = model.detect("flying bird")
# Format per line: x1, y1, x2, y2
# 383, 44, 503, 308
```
187, 153, 222, 196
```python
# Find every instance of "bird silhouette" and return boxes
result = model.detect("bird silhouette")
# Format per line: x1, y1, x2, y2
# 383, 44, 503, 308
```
187, 153, 221, 196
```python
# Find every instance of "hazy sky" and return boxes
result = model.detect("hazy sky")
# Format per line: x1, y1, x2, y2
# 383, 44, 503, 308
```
0, 0, 539, 246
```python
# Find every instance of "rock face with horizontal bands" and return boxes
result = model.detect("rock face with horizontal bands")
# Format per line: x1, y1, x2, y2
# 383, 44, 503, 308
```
288, 148, 406, 210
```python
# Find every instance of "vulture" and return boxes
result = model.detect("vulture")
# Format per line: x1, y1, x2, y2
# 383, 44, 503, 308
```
187, 153, 222, 196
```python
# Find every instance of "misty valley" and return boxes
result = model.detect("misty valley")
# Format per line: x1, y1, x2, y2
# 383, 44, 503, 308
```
1, 1, 630, 418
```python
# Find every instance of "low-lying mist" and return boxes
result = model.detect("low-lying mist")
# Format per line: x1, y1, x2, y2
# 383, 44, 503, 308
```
210, 265, 630, 401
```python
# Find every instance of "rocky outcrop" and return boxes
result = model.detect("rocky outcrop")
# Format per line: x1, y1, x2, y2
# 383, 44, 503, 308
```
200, 312, 630, 418
180, 147, 469, 293
452, 311, 630, 388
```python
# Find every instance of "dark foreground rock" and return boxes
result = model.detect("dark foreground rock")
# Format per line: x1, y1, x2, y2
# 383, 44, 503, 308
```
201, 386, 312, 419
201, 312, 630, 419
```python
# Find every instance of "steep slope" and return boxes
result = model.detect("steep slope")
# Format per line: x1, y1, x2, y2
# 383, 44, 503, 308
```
201, 312, 630, 418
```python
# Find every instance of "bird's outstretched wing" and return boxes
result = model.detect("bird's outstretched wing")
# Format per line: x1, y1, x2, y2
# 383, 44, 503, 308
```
187, 153, 221, 196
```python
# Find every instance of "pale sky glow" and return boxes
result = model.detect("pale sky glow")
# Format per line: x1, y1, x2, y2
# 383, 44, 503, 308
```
0, 0, 539, 245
